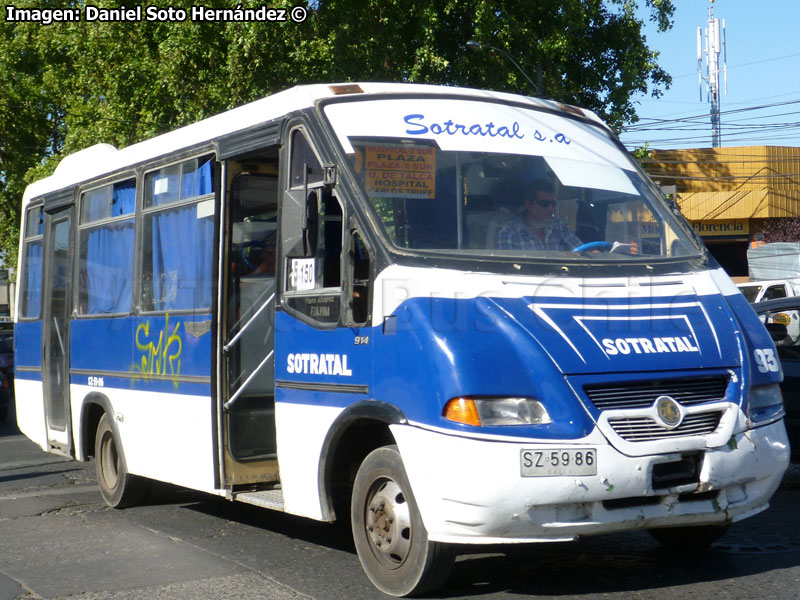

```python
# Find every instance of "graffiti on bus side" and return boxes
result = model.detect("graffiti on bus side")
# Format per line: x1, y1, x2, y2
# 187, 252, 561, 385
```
131, 314, 182, 388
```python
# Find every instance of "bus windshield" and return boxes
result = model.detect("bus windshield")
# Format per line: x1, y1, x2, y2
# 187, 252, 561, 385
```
324, 97, 701, 261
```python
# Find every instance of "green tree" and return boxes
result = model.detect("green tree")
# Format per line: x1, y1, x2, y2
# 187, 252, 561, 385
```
308, 0, 673, 127
0, 0, 674, 271
0, 1, 67, 268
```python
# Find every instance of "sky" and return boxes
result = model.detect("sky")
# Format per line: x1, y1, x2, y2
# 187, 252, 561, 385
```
618, 0, 800, 151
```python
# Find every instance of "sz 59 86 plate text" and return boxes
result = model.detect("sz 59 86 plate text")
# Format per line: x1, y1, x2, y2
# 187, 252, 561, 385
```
520, 448, 597, 477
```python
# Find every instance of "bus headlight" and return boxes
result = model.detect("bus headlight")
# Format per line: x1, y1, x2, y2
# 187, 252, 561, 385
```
747, 384, 785, 426
443, 397, 552, 426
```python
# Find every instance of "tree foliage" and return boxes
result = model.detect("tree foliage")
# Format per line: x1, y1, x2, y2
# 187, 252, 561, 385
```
0, 0, 674, 270
759, 218, 800, 244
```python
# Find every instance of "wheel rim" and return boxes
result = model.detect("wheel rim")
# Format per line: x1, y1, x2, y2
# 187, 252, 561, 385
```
99, 430, 120, 491
364, 477, 413, 569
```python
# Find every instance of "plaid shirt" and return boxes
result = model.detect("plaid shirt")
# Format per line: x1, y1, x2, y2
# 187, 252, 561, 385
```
496, 217, 582, 251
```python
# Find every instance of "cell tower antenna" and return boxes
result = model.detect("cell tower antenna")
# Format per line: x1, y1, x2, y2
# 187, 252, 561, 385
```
697, 0, 727, 147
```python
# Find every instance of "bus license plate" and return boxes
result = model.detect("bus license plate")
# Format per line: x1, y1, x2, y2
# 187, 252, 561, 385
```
520, 448, 597, 477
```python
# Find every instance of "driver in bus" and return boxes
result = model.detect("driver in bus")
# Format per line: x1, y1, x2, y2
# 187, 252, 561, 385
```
246, 243, 276, 277
496, 180, 582, 251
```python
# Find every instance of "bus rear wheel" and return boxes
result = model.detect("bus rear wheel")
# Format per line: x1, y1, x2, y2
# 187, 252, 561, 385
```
351, 445, 454, 597
94, 413, 148, 508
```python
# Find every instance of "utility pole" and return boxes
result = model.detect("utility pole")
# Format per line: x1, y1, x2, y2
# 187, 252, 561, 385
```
697, 0, 727, 147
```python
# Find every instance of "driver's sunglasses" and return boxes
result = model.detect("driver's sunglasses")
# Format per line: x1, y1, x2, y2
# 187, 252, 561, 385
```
534, 199, 555, 207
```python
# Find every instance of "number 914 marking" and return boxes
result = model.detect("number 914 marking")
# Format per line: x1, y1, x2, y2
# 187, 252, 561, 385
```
520, 448, 597, 477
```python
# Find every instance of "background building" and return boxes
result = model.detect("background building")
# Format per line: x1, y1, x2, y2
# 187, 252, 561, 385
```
644, 146, 800, 276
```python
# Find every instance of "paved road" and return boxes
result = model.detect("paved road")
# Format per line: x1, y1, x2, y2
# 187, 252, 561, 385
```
1, 404, 798, 599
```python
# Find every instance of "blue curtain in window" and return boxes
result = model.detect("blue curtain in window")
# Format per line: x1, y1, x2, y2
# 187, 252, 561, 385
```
85, 221, 134, 314
198, 159, 213, 195
181, 159, 213, 199
23, 241, 43, 318
149, 159, 214, 311
151, 207, 213, 311
111, 181, 136, 216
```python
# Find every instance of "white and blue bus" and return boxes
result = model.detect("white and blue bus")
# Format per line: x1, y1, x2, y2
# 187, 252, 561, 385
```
14, 83, 789, 596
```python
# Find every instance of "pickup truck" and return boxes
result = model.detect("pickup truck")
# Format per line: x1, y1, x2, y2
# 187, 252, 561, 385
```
737, 279, 800, 303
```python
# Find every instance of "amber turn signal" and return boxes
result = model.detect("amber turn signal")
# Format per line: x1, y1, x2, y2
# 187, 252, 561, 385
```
442, 397, 482, 426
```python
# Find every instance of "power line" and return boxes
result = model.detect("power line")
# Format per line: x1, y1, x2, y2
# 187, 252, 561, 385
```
669, 51, 800, 79
623, 99, 800, 131
623, 127, 800, 147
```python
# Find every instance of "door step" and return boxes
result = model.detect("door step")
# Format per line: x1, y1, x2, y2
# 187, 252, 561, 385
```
234, 489, 285, 511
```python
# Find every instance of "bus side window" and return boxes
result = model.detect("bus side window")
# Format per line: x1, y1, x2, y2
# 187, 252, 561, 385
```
290, 131, 324, 189
141, 156, 215, 312
281, 129, 324, 260
78, 179, 136, 315
282, 128, 343, 325
20, 205, 45, 319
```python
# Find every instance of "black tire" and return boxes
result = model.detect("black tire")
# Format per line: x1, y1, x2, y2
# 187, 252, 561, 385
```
94, 413, 148, 508
0, 406, 7, 423
351, 445, 454, 597
649, 524, 730, 550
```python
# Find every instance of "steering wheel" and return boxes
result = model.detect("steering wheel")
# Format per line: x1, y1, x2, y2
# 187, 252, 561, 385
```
571, 240, 614, 253
239, 241, 264, 271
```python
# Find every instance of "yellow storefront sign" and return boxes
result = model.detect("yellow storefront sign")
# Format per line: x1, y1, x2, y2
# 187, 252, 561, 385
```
364, 145, 436, 199
692, 219, 749, 237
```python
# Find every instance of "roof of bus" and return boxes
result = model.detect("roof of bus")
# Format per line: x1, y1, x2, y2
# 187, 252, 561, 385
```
21, 82, 605, 206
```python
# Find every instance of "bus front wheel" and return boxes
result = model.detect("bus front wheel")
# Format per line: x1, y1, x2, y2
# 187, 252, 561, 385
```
351, 445, 454, 597
94, 413, 148, 508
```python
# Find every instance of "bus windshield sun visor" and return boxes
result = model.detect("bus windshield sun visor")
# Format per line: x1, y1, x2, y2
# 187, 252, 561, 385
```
544, 157, 639, 196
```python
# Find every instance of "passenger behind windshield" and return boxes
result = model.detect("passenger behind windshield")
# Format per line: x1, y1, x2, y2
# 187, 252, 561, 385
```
496, 179, 582, 251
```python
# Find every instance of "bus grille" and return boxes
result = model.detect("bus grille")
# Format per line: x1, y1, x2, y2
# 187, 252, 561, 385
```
608, 411, 723, 442
584, 376, 729, 411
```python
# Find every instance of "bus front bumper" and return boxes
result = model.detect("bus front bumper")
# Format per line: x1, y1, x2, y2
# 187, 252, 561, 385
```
391, 420, 790, 545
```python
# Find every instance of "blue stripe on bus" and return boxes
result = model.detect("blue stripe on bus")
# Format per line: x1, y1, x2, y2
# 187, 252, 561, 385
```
15, 315, 213, 391
14, 320, 42, 368
70, 314, 212, 382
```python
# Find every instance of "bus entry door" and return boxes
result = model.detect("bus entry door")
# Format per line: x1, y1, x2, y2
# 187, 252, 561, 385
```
42, 207, 74, 453
222, 173, 279, 476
